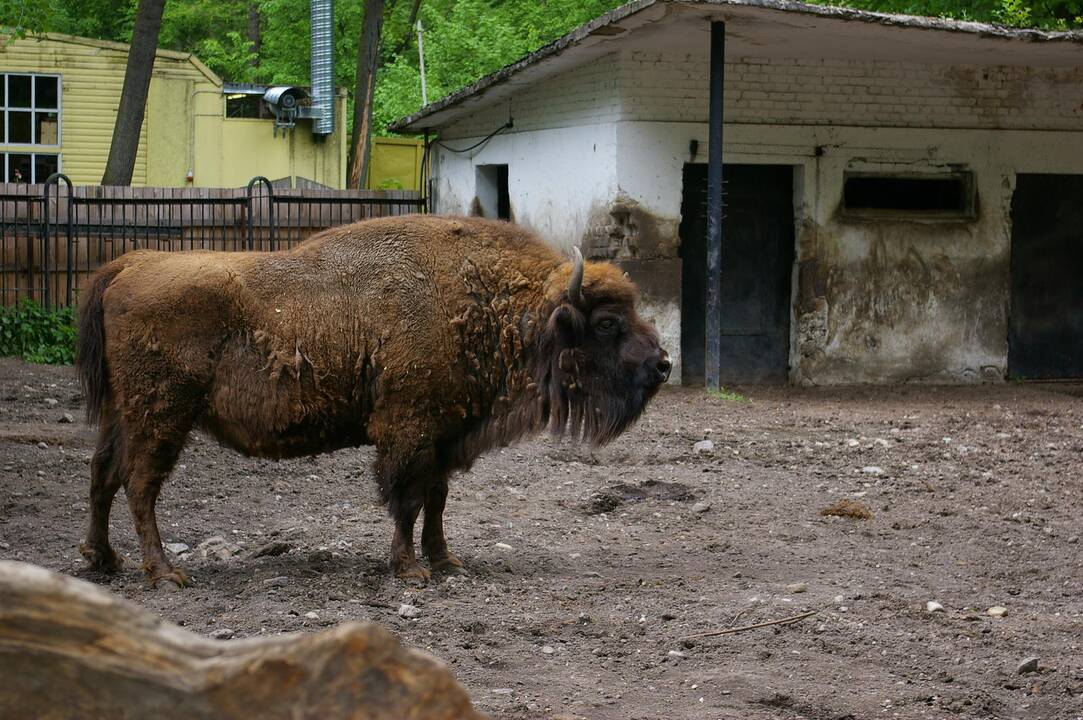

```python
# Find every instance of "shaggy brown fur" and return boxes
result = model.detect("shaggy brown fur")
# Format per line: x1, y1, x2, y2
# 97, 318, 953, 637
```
76, 215, 669, 586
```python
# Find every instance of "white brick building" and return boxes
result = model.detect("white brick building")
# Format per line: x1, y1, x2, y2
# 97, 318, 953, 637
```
393, 0, 1083, 385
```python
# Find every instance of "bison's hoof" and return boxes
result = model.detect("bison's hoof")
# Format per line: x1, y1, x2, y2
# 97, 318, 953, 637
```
394, 563, 431, 586
428, 552, 464, 573
79, 542, 124, 573
148, 567, 191, 590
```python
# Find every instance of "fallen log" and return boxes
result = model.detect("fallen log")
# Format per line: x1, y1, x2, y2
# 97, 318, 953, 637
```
0, 561, 484, 720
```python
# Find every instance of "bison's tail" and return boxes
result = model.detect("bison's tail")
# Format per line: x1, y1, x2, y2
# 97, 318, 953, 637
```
76, 263, 123, 425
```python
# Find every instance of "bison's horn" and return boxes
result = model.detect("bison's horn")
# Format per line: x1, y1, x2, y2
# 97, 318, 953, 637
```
568, 247, 585, 307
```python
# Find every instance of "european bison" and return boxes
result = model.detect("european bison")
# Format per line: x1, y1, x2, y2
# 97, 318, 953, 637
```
76, 215, 669, 586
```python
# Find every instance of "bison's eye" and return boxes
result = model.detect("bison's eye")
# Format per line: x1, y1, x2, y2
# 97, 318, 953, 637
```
594, 317, 619, 337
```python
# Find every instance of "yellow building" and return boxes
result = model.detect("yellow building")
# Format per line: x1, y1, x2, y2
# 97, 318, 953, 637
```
0, 32, 347, 188
367, 136, 425, 191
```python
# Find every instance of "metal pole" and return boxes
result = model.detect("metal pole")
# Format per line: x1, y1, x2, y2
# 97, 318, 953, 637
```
417, 19, 428, 106
422, 129, 431, 212
705, 21, 725, 390
42, 178, 52, 309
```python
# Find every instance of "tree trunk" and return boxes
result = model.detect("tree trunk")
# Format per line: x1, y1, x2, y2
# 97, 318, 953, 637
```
247, 1, 261, 67
100, 0, 166, 186
347, 0, 386, 190
0, 561, 484, 720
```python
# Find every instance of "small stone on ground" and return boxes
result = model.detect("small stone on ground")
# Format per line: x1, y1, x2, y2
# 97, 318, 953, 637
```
1016, 656, 1039, 674
693, 439, 715, 455
398, 603, 421, 619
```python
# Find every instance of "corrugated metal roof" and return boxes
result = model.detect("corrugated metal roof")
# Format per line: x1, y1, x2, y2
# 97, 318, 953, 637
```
3, 32, 224, 85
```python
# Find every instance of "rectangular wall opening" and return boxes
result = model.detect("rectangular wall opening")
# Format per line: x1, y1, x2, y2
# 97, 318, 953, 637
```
1009, 174, 1083, 379
475, 164, 510, 220
842, 172, 975, 219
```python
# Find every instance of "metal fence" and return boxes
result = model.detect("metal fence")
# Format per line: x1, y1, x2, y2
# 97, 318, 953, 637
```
0, 174, 427, 308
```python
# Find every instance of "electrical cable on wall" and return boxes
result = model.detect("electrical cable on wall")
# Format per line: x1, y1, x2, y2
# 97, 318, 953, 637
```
420, 117, 514, 210
434, 118, 514, 154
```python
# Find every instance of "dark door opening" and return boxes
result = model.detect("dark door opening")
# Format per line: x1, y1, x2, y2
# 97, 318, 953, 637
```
1009, 174, 1083, 379
679, 164, 795, 385
475, 164, 510, 220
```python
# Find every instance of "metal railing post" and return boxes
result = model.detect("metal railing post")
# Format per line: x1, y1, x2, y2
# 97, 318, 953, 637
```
246, 176, 274, 251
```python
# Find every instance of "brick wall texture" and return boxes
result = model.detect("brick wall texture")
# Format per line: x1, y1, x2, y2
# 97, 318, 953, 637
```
446, 50, 1083, 137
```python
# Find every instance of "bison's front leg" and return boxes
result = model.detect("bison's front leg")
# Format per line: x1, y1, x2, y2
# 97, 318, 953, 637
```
390, 501, 429, 584
422, 476, 462, 572
79, 417, 126, 573
377, 446, 436, 585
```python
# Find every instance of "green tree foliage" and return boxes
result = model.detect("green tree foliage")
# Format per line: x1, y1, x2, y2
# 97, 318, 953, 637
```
373, 0, 624, 130
837, 0, 1079, 26
0, 0, 60, 36
7, 0, 1080, 136
1, 0, 132, 39
194, 31, 259, 83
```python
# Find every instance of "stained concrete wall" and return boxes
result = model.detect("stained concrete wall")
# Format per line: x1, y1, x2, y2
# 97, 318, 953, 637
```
431, 49, 1083, 384
611, 123, 1082, 385
432, 123, 618, 244
619, 52, 1083, 131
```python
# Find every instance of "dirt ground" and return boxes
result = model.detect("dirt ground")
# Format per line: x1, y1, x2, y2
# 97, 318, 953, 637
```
1, 357, 1081, 720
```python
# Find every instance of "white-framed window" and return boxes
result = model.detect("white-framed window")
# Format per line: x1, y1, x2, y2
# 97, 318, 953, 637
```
1, 72, 62, 182
2, 152, 61, 183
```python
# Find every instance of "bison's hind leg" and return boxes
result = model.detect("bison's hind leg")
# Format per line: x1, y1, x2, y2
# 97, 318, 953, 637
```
124, 428, 194, 589
79, 415, 126, 573
81, 405, 192, 590
107, 378, 201, 590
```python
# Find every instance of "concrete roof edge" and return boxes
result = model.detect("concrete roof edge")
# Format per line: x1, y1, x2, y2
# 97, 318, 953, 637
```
388, 0, 1083, 133
713, 0, 1083, 40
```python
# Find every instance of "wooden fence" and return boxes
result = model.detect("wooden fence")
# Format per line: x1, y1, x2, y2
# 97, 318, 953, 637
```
0, 175, 426, 308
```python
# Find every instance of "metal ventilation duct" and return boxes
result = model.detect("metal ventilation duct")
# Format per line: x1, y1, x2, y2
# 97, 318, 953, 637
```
310, 0, 334, 135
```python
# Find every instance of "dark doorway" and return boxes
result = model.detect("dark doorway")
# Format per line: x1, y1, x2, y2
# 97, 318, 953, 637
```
680, 164, 794, 385
1009, 174, 1083, 379
475, 164, 510, 220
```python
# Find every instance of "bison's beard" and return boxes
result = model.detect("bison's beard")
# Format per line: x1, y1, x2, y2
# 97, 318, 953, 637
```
544, 373, 658, 447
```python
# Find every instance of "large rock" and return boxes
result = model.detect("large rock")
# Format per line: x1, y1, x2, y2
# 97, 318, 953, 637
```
0, 561, 484, 720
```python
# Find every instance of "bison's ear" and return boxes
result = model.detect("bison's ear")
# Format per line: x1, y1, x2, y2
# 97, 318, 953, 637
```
544, 303, 586, 348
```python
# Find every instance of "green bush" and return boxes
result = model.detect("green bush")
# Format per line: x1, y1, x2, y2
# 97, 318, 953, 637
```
0, 299, 77, 365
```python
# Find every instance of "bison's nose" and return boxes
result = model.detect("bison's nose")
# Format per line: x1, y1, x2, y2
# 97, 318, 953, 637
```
645, 350, 671, 385
654, 355, 671, 381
